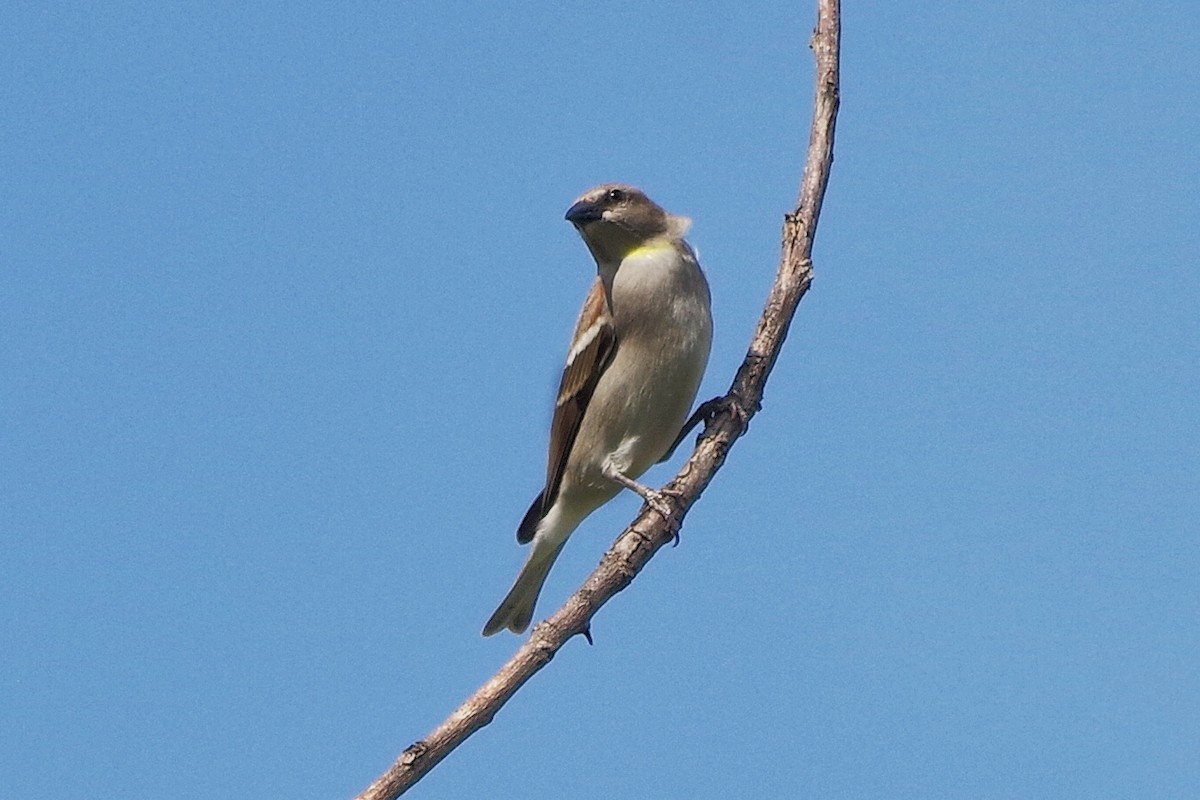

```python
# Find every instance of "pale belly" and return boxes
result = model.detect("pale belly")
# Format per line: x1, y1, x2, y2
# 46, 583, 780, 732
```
562, 319, 710, 499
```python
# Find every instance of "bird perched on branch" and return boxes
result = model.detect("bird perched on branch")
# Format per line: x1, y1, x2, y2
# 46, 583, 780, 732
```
483, 184, 713, 636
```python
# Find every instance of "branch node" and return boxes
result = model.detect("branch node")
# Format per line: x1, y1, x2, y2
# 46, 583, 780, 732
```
400, 741, 429, 767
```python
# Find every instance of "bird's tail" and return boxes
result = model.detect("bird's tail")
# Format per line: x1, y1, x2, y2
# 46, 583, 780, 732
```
482, 535, 567, 636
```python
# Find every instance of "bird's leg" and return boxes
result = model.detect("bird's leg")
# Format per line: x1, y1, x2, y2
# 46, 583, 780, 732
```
658, 392, 756, 463
601, 461, 672, 515
658, 399, 717, 463
601, 461, 682, 545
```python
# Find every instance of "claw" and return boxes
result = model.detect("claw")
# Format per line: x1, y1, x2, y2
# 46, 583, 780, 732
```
638, 487, 684, 546
726, 391, 759, 427
667, 517, 682, 547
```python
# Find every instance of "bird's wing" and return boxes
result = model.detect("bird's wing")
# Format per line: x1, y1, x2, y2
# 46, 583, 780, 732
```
517, 278, 617, 544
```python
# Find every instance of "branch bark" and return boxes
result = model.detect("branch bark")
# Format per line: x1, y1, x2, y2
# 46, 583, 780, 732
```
355, 2, 839, 797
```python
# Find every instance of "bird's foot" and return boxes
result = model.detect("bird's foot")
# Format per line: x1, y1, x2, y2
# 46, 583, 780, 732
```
661, 393, 759, 462
602, 463, 683, 545
703, 392, 757, 436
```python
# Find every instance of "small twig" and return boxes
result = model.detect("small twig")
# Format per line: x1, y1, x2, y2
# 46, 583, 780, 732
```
354, 2, 839, 797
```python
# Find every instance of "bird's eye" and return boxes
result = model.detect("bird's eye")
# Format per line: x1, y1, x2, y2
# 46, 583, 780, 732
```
606, 188, 625, 203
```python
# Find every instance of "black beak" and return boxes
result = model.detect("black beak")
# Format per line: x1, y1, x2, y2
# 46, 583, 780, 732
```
565, 200, 603, 224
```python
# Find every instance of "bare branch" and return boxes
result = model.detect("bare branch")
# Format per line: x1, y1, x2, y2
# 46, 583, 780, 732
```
355, 2, 839, 797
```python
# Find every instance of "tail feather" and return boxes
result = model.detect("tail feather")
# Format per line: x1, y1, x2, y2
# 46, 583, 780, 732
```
516, 490, 544, 544
482, 538, 566, 636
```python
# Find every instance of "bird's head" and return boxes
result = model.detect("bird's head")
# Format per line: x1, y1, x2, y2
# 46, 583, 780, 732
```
565, 184, 690, 265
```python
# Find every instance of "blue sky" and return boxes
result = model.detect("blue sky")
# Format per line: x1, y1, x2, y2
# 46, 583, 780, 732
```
3, 2, 1197, 798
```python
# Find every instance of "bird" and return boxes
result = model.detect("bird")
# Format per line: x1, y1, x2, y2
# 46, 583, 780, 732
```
482, 184, 713, 636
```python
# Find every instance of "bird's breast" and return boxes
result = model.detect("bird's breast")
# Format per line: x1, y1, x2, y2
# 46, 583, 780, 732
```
571, 243, 713, 482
